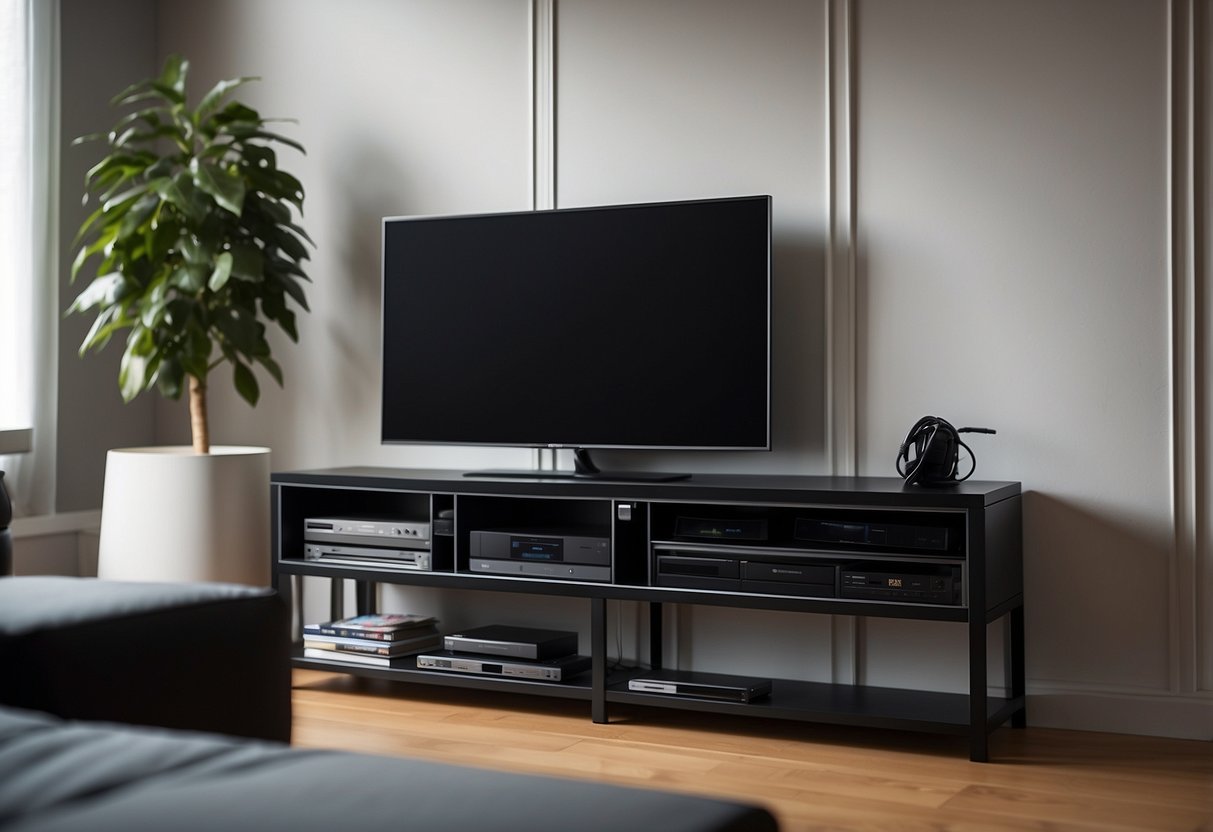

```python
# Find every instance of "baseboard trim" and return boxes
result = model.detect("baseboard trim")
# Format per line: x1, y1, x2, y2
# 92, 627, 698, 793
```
1026, 684, 1212, 740
11, 509, 101, 538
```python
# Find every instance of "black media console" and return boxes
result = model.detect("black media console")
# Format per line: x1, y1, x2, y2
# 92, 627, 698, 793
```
271, 468, 1024, 762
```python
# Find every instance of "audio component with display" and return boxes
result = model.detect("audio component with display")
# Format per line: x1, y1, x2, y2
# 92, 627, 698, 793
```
674, 516, 769, 542
415, 651, 591, 681
840, 563, 962, 605
468, 528, 611, 582
794, 517, 949, 552
304, 516, 433, 570
304, 517, 431, 547
653, 548, 836, 597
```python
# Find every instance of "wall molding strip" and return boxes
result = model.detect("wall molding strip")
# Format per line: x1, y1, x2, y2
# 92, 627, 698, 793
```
530, 0, 557, 473
530, 0, 556, 213
826, 0, 859, 686
1167, 0, 1202, 696
825, 0, 857, 481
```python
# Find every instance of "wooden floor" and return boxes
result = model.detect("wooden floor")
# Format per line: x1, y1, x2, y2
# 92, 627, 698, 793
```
291, 670, 1212, 832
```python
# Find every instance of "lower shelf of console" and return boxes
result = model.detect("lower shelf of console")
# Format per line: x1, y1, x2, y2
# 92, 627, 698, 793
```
293, 649, 600, 700
293, 649, 1019, 736
608, 678, 1021, 735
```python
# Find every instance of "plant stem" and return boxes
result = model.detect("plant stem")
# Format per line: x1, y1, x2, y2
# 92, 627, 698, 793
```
189, 375, 210, 454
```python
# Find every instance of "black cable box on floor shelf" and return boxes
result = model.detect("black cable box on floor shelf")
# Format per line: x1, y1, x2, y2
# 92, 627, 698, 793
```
627, 669, 773, 703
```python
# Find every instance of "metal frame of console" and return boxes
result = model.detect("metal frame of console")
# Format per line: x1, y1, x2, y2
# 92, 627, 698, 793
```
270, 468, 1024, 762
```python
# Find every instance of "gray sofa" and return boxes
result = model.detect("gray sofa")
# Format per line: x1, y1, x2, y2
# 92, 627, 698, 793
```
0, 578, 777, 831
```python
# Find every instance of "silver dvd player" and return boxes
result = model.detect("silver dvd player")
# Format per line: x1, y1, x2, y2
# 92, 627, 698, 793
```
415, 650, 591, 681
304, 543, 431, 571
304, 517, 431, 548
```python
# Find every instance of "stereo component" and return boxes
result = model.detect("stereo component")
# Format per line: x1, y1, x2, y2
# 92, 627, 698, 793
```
304, 517, 431, 548
654, 550, 836, 598
840, 563, 962, 605
674, 516, 769, 542
468, 529, 611, 582
303, 543, 432, 571
794, 517, 949, 552
415, 651, 591, 681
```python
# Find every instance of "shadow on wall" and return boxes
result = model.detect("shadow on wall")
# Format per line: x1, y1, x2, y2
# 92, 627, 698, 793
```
323, 140, 417, 454
1021, 489, 1172, 687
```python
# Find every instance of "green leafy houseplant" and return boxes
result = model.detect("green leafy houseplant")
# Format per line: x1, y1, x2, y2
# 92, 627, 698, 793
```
69, 55, 311, 454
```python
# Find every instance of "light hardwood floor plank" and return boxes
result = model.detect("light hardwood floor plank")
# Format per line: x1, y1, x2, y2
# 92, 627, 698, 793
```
290, 670, 1213, 832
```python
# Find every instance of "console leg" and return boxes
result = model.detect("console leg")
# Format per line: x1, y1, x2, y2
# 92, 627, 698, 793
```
1009, 604, 1027, 728
969, 611, 989, 762
592, 597, 608, 723
649, 602, 663, 670
329, 577, 344, 620
355, 581, 376, 616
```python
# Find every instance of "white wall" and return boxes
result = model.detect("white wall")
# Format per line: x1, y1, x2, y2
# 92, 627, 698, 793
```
56, 0, 159, 512
53, 0, 1211, 739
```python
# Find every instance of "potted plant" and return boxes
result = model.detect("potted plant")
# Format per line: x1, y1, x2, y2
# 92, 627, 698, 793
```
68, 55, 312, 585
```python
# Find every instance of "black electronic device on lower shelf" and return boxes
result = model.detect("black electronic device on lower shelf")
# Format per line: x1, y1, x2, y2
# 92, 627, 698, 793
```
443, 625, 578, 661
627, 669, 772, 703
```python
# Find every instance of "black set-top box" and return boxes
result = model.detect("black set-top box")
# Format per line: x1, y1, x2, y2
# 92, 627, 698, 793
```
442, 625, 578, 661
419, 625, 589, 682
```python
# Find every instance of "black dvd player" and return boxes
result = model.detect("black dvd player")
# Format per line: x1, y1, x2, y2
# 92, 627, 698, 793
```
443, 625, 577, 661
627, 669, 772, 703
654, 551, 836, 598
794, 518, 950, 552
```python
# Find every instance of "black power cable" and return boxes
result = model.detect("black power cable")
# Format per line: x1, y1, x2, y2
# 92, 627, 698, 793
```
896, 416, 996, 486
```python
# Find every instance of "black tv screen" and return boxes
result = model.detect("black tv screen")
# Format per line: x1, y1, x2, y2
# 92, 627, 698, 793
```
381, 195, 771, 452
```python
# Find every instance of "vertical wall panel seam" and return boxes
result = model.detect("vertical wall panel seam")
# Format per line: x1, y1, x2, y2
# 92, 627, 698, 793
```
531, 0, 557, 473
1193, 0, 1210, 693
826, 0, 860, 686
1167, 0, 1199, 695
531, 0, 556, 212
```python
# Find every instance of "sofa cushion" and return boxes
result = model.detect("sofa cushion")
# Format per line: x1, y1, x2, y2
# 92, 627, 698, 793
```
0, 577, 290, 741
0, 706, 778, 832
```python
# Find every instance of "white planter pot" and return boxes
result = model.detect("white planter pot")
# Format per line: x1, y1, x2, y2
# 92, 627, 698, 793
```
97, 446, 271, 586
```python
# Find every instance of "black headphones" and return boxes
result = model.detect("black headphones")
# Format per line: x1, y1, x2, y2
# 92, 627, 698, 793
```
896, 416, 995, 487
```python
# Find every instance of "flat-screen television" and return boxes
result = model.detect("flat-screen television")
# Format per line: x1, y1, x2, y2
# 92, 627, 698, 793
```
381, 195, 771, 480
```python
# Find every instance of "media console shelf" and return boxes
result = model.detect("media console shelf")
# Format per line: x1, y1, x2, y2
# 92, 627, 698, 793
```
271, 468, 1023, 762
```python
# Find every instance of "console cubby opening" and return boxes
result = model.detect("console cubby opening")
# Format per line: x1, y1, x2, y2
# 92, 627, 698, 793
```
453, 495, 613, 575
649, 502, 967, 558
276, 486, 433, 562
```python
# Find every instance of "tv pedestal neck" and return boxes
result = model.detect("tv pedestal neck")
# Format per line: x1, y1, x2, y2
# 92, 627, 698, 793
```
465, 448, 690, 483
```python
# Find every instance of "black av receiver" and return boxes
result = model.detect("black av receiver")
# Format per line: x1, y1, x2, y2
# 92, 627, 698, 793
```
654, 548, 964, 606
653, 548, 835, 598
840, 563, 962, 605
469, 528, 611, 582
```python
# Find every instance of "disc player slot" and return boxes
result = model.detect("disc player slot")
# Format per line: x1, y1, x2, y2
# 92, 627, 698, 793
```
652, 541, 963, 564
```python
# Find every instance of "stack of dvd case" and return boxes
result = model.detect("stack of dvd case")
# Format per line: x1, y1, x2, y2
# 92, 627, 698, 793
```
302, 613, 440, 667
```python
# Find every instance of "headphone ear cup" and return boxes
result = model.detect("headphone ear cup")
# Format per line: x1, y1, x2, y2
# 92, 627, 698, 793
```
918, 430, 957, 483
